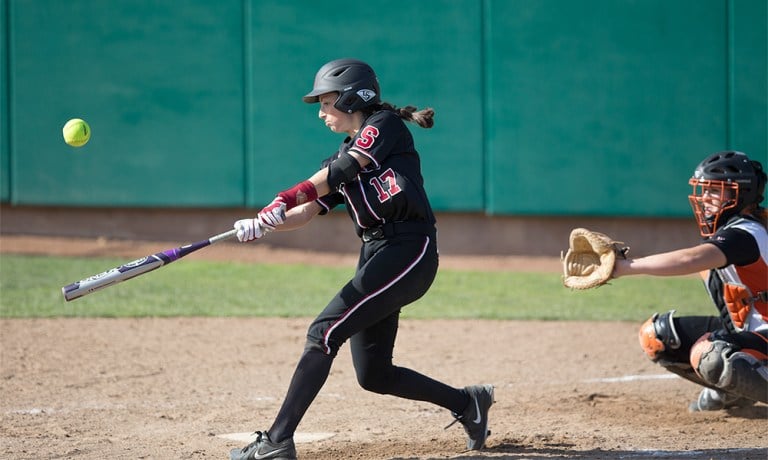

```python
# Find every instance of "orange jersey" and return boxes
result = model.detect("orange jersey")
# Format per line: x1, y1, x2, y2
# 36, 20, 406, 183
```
700, 217, 768, 333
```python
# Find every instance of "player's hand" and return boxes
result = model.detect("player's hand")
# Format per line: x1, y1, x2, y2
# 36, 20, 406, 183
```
233, 217, 265, 242
258, 197, 287, 230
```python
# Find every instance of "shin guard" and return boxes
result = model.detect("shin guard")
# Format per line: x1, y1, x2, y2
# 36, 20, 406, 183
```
691, 335, 768, 403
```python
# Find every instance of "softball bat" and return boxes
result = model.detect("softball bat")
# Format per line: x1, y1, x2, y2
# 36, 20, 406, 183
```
61, 229, 237, 301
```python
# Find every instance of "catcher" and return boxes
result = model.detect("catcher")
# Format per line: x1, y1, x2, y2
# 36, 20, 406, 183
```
563, 151, 767, 412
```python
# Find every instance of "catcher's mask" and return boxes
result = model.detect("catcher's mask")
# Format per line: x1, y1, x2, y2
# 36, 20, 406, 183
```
303, 58, 381, 114
688, 151, 766, 237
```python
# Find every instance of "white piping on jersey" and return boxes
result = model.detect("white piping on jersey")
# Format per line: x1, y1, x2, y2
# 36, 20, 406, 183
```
341, 182, 383, 229
339, 184, 363, 228
321, 236, 431, 354
356, 179, 383, 223
349, 146, 379, 170
315, 198, 331, 214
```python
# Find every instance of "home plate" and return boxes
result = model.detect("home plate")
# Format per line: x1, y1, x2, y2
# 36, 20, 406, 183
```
218, 432, 335, 444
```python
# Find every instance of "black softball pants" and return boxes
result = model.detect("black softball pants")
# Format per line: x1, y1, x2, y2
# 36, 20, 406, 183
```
268, 233, 469, 443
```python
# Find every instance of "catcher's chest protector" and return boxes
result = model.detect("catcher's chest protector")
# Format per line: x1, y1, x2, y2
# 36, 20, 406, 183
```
701, 219, 768, 332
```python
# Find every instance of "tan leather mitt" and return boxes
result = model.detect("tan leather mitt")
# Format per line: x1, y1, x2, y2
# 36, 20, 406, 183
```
562, 228, 629, 289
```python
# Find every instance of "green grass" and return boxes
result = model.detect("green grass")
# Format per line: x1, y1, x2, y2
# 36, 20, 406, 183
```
0, 253, 713, 321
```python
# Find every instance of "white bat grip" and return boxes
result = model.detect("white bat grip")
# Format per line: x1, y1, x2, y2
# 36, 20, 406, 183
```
209, 229, 238, 244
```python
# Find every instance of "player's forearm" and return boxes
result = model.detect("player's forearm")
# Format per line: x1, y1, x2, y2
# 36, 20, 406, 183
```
307, 168, 331, 197
613, 244, 726, 278
274, 201, 322, 232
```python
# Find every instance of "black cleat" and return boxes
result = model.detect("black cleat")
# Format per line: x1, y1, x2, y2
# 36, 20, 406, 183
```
446, 384, 495, 450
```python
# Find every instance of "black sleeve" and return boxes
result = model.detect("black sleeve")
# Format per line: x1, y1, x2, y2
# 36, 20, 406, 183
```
316, 192, 345, 215
316, 152, 346, 214
706, 227, 761, 267
347, 111, 406, 167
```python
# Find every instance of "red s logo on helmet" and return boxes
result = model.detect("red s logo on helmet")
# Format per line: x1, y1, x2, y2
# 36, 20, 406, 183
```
355, 125, 379, 150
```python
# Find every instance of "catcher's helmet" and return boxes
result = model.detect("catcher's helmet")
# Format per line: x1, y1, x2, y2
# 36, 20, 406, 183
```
303, 59, 380, 113
688, 151, 766, 236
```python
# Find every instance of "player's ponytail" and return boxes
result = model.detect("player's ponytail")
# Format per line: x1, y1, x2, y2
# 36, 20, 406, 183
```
393, 105, 435, 129
750, 160, 767, 229
369, 102, 435, 129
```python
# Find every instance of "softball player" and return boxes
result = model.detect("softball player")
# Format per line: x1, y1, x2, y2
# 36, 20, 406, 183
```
230, 59, 493, 460
613, 151, 767, 411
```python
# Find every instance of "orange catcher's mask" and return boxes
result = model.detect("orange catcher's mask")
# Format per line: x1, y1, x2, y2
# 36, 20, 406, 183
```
688, 178, 739, 237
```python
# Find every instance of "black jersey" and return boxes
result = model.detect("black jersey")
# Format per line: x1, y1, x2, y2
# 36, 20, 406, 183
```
316, 110, 436, 236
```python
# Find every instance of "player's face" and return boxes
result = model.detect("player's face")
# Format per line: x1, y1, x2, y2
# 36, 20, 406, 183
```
688, 179, 739, 237
318, 93, 361, 136
701, 185, 729, 216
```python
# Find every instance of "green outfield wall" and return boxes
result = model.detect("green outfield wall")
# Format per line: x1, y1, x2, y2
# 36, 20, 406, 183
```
1, 0, 765, 217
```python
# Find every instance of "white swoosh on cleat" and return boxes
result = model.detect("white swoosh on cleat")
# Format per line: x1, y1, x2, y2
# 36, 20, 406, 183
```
472, 397, 482, 423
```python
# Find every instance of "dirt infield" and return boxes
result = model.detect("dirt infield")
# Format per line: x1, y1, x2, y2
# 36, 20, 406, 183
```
1, 236, 767, 460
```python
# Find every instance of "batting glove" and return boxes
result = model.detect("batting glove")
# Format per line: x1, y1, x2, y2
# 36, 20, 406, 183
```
258, 197, 287, 230
234, 217, 265, 242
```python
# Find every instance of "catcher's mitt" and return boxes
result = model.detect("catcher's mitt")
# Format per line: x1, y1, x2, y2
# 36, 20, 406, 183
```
561, 228, 629, 289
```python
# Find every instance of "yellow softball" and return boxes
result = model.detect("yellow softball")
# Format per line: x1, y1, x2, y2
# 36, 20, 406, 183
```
62, 118, 91, 147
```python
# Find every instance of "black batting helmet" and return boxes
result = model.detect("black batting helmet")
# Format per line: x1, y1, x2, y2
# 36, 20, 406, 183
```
303, 59, 381, 113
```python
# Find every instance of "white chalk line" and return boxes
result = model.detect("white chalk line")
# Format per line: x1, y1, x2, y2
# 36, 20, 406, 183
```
583, 373, 678, 383
218, 432, 335, 444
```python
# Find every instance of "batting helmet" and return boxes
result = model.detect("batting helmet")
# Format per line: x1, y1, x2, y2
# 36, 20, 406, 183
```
688, 151, 766, 236
303, 59, 381, 113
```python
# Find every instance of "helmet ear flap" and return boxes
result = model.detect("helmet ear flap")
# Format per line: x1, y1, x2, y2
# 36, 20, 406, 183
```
336, 94, 360, 113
